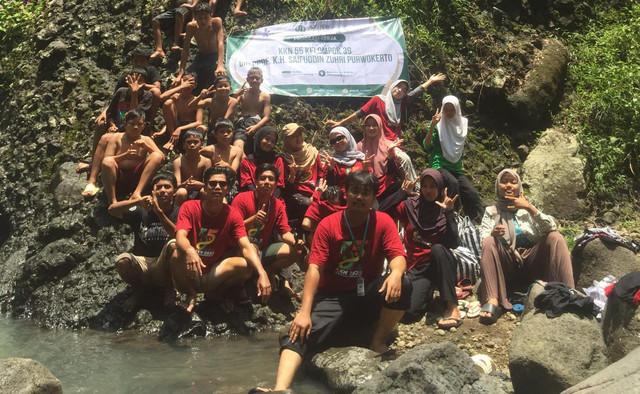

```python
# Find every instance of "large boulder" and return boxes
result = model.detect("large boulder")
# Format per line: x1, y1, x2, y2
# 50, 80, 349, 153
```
572, 238, 640, 291
309, 347, 381, 393
507, 38, 569, 129
602, 290, 640, 362
509, 302, 609, 393
562, 346, 640, 393
352, 342, 511, 394
0, 358, 62, 393
521, 128, 586, 219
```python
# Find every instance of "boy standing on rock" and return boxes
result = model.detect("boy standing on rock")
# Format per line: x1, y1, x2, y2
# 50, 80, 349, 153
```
233, 67, 271, 155
101, 109, 165, 207
173, 2, 226, 95
108, 173, 181, 311
255, 171, 411, 392
170, 166, 271, 312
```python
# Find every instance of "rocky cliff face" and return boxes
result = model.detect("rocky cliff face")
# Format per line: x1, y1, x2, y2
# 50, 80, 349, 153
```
0, 0, 591, 330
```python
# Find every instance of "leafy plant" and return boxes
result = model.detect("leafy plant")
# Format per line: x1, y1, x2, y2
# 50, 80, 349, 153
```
0, 0, 43, 42
564, 3, 640, 202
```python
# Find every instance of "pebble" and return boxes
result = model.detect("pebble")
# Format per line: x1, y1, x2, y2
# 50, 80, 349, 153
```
398, 340, 406, 347
485, 342, 495, 348
436, 329, 446, 336
506, 312, 517, 321
450, 327, 457, 333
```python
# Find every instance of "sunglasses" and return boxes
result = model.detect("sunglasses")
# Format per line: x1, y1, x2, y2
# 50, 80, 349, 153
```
207, 180, 229, 188
329, 135, 346, 145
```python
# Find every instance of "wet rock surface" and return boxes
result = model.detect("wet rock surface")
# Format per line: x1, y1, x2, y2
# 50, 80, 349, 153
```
0, 358, 63, 394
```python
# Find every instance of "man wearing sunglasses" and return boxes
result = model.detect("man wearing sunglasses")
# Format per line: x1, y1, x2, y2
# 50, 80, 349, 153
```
108, 173, 181, 312
171, 166, 271, 312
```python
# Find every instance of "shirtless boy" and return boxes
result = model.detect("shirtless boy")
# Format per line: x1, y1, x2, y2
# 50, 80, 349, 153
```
194, 75, 238, 144
81, 69, 154, 197
233, 67, 271, 154
170, 166, 271, 312
173, 130, 212, 205
153, 72, 203, 151
200, 118, 242, 175
151, 0, 193, 59
101, 109, 165, 207
173, 2, 226, 96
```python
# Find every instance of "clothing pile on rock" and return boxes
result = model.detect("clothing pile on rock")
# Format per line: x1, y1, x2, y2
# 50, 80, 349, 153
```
534, 282, 599, 318
572, 227, 640, 255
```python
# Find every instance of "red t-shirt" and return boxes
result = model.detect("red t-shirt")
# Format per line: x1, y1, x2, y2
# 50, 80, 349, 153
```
231, 191, 291, 249
359, 96, 408, 141
285, 155, 327, 197
176, 200, 247, 271
327, 160, 365, 195
395, 202, 446, 271
309, 210, 406, 293
239, 156, 286, 194
304, 190, 346, 223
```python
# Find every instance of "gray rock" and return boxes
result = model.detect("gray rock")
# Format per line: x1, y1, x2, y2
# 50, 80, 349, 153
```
602, 291, 640, 362
521, 128, 586, 219
353, 342, 487, 394
509, 307, 609, 393
53, 162, 88, 209
0, 358, 62, 393
310, 347, 380, 393
507, 39, 569, 128
561, 346, 640, 393
573, 238, 640, 290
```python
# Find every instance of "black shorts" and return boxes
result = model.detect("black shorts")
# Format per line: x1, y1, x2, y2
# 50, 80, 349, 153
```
280, 274, 412, 358
153, 7, 190, 31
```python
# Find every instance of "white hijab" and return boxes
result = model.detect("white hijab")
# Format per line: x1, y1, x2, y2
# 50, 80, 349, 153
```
377, 79, 408, 128
437, 95, 468, 163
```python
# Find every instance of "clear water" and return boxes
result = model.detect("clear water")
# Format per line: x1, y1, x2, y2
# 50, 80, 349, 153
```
0, 316, 329, 393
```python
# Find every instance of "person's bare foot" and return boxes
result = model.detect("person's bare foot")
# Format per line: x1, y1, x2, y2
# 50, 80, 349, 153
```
479, 298, 499, 319
370, 341, 389, 355
277, 280, 300, 300
170, 45, 182, 52
123, 292, 140, 312
233, 10, 248, 18
150, 49, 165, 59
82, 183, 100, 197
184, 296, 196, 313
76, 162, 90, 173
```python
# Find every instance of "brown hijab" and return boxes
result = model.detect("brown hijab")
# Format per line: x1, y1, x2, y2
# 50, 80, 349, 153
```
404, 169, 447, 237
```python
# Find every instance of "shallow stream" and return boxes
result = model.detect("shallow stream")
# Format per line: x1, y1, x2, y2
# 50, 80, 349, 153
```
0, 316, 328, 393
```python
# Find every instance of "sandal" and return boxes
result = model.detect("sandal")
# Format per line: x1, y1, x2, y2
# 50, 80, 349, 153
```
456, 286, 470, 300
457, 278, 473, 293
479, 303, 503, 325
466, 301, 482, 318
437, 317, 463, 330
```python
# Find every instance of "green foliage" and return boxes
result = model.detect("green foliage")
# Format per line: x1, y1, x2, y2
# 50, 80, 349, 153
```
564, 3, 640, 201
0, 0, 42, 42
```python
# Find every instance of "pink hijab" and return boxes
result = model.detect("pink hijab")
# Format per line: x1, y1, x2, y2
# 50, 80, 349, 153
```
357, 114, 392, 177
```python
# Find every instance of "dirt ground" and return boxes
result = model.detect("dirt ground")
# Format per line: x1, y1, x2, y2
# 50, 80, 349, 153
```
391, 292, 519, 376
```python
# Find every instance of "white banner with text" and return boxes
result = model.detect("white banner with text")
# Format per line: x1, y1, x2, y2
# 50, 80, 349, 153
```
226, 17, 409, 97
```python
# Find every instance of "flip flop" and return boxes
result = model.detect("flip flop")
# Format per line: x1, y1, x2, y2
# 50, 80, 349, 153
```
466, 301, 482, 318
457, 278, 473, 293
81, 183, 100, 197
479, 303, 503, 325
456, 286, 470, 300
437, 317, 463, 330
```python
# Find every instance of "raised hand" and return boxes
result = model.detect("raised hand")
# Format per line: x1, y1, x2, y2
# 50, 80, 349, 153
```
401, 174, 419, 196
435, 187, 458, 211
388, 138, 404, 151
321, 150, 335, 171
362, 150, 375, 171
429, 73, 447, 83
505, 191, 531, 211
325, 119, 340, 127
287, 155, 301, 183
431, 108, 441, 124
491, 224, 506, 239
315, 177, 328, 193
125, 73, 142, 92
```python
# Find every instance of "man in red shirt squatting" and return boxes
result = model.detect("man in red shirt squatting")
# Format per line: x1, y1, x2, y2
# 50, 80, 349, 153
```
171, 166, 271, 312
256, 170, 412, 392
